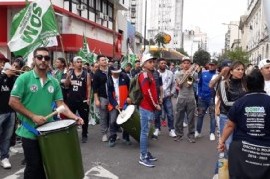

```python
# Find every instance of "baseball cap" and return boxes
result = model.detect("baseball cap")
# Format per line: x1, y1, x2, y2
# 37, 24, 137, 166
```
208, 59, 218, 65
110, 62, 122, 73
258, 58, 270, 69
73, 56, 82, 62
220, 59, 232, 68
140, 53, 155, 67
0, 52, 9, 62
182, 56, 192, 62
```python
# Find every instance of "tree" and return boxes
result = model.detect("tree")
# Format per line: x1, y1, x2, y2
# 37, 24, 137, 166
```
193, 49, 211, 66
219, 47, 249, 65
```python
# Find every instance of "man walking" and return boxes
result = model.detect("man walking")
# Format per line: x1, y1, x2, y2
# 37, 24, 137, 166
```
157, 58, 177, 138
175, 56, 197, 143
65, 56, 91, 143
195, 59, 217, 141
138, 53, 161, 168
93, 55, 110, 142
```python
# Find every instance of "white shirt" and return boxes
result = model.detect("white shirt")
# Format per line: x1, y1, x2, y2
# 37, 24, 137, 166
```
112, 76, 120, 104
264, 80, 270, 95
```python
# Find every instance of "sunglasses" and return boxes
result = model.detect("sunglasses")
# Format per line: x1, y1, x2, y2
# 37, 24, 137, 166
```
35, 55, 50, 61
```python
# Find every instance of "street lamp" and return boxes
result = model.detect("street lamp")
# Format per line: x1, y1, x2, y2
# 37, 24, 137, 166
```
222, 23, 240, 48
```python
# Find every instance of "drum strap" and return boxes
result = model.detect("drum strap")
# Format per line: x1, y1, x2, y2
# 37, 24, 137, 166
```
22, 121, 40, 136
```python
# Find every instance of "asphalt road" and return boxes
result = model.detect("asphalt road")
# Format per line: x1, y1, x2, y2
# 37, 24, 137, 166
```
1, 119, 218, 179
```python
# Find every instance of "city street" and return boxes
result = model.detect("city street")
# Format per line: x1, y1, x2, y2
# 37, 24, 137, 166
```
1, 115, 218, 179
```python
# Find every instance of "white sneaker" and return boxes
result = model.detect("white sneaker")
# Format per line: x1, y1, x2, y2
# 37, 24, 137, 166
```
102, 134, 108, 142
1, 158, 11, 169
153, 129, 160, 137
212, 174, 218, 179
9, 147, 18, 154
195, 131, 201, 138
169, 129, 177, 138
210, 133, 216, 141
88, 118, 96, 125
183, 122, 188, 127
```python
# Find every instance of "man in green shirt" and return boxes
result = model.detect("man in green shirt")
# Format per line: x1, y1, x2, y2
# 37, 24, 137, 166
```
9, 47, 83, 179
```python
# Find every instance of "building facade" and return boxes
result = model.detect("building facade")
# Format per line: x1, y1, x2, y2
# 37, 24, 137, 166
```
183, 26, 208, 58
0, 0, 129, 61
126, 0, 184, 50
224, 21, 241, 51
239, 0, 270, 64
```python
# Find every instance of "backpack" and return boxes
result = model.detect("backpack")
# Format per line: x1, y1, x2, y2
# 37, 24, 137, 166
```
129, 72, 145, 105
129, 72, 152, 105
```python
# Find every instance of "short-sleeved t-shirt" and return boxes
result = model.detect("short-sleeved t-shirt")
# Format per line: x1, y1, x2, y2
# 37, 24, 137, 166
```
175, 70, 196, 99
11, 70, 63, 139
228, 92, 270, 147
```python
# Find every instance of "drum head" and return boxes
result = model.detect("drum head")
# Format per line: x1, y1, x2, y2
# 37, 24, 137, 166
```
116, 105, 135, 125
37, 119, 75, 133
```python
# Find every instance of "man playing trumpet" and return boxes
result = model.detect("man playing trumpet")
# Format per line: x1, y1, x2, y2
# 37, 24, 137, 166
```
174, 56, 198, 143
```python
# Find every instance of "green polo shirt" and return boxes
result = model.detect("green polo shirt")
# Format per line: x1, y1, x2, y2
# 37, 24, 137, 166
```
11, 70, 63, 139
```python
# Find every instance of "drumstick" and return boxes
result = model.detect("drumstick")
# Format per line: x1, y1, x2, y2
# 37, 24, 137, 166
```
117, 108, 122, 114
45, 105, 65, 119
117, 108, 125, 118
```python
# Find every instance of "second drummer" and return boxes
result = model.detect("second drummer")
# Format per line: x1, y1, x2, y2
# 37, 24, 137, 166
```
9, 47, 84, 179
107, 62, 131, 147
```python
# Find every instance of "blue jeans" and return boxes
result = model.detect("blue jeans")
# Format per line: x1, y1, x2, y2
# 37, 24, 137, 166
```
154, 97, 175, 130
0, 112, 15, 160
219, 114, 233, 150
139, 107, 154, 159
196, 97, 216, 134
163, 97, 175, 130
214, 114, 233, 174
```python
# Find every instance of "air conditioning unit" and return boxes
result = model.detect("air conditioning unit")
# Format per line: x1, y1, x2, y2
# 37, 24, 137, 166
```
104, 15, 109, 21
77, 4, 86, 11
97, 12, 104, 19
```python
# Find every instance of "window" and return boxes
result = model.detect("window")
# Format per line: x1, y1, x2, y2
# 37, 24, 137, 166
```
102, 1, 107, 14
89, 0, 94, 8
96, 0, 101, 11
108, 3, 113, 18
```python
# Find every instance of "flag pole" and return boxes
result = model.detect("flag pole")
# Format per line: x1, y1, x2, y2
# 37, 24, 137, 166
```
50, 1, 67, 65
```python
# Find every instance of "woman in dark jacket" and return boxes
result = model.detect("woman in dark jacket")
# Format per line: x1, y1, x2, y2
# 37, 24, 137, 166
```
218, 61, 247, 149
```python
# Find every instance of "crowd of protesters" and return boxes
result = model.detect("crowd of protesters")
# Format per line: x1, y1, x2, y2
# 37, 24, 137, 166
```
1, 47, 270, 178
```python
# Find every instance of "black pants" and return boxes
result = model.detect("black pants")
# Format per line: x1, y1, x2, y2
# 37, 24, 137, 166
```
22, 138, 46, 179
67, 101, 89, 138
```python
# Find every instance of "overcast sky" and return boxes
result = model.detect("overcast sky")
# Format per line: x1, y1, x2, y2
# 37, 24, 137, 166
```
183, 0, 247, 55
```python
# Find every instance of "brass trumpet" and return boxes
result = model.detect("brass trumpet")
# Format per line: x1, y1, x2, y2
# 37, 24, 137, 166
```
2, 63, 31, 75
178, 64, 199, 86
186, 75, 194, 85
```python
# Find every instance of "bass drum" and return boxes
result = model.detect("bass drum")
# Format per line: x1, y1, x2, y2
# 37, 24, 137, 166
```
116, 105, 154, 142
37, 119, 84, 179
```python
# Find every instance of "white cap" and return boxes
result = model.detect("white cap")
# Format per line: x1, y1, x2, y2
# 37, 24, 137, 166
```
182, 56, 192, 62
140, 53, 155, 67
73, 56, 82, 62
258, 58, 270, 69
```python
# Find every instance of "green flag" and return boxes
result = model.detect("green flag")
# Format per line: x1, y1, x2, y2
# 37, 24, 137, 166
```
77, 35, 96, 64
128, 47, 137, 66
121, 56, 128, 69
8, 0, 59, 60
